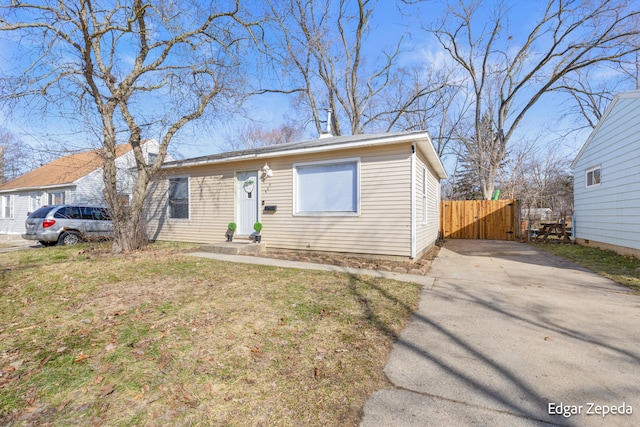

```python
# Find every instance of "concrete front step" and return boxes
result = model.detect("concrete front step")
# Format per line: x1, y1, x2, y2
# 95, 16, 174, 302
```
198, 241, 267, 256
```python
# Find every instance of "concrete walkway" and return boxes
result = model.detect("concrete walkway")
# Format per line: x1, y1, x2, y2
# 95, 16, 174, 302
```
361, 240, 640, 426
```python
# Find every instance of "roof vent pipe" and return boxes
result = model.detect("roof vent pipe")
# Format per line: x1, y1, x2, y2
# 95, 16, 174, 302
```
319, 108, 333, 138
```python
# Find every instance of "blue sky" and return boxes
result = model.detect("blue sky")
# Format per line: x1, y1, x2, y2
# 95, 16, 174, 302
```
0, 0, 632, 167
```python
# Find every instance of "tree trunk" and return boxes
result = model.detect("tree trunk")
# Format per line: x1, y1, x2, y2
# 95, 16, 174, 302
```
107, 154, 151, 253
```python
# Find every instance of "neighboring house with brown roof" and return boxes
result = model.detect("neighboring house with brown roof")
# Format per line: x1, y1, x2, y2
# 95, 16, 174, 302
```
0, 140, 163, 237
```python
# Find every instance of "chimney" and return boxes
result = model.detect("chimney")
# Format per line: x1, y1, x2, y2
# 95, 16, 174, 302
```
319, 108, 333, 138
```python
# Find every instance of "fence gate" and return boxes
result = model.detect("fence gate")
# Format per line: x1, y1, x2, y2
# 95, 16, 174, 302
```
440, 200, 520, 240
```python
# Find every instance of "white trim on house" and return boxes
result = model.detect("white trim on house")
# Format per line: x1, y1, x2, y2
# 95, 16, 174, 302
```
422, 167, 428, 225
585, 165, 601, 187
162, 131, 447, 181
0, 183, 76, 194
410, 144, 417, 259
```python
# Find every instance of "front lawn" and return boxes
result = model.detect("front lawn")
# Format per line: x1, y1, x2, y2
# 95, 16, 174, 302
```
0, 242, 422, 426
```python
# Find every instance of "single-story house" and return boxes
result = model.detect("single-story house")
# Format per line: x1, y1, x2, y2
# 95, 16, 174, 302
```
0, 140, 162, 237
146, 131, 447, 259
571, 91, 640, 258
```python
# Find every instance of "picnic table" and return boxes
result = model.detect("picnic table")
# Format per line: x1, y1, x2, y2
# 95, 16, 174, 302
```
534, 221, 572, 243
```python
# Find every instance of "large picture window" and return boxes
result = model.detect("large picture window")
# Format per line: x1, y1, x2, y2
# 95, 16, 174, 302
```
294, 159, 359, 215
586, 166, 601, 187
168, 177, 189, 219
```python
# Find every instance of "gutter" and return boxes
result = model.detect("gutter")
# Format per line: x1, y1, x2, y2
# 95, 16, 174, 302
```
0, 183, 76, 193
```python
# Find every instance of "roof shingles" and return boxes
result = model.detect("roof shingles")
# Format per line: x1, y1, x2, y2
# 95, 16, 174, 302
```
0, 145, 132, 191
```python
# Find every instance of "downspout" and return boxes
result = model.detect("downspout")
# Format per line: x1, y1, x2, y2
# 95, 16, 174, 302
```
410, 144, 416, 259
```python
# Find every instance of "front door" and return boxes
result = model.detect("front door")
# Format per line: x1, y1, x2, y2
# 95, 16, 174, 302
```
236, 170, 259, 236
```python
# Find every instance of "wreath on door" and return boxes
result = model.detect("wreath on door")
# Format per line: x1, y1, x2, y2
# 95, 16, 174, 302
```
243, 179, 255, 193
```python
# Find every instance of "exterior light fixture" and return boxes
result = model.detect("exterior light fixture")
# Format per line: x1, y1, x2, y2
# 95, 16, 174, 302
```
261, 163, 273, 180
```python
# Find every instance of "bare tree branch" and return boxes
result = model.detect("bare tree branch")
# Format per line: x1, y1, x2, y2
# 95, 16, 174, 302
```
431, 0, 640, 199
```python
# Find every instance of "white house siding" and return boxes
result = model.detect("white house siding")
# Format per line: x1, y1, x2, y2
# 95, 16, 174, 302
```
573, 95, 640, 255
0, 193, 26, 236
415, 149, 441, 258
147, 143, 418, 257
0, 140, 163, 237
75, 144, 160, 205
0, 187, 75, 236
73, 169, 109, 204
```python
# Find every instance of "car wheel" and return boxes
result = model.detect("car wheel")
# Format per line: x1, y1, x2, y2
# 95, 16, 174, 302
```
38, 241, 57, 247
58, 231, 82, 246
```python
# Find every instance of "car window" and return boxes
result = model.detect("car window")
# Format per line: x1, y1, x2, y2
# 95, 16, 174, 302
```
29, 206, 57, 219
80, 207, 95, 220
97, 208, 111, 221
83, 207, 111, 221
54, 206, 82, 219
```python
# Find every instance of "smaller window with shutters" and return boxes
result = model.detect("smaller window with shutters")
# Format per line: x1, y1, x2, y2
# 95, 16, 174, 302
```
586, 166, 601, 187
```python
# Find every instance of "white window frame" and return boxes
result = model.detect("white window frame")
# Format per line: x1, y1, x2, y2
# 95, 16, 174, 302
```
29, 193, 43, 213
48, 191, 65, 205
586, 166, 601, 188
148, 152, 158, 165
167, 175, 190, 220
2, 195, 14, 219
293, 158, 361, 216
422, 167, 428, 225
436, 179, 441, 214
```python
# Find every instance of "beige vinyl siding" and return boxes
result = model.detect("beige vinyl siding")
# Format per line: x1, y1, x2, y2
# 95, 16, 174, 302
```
415, 149, 440, 258
147, 143, 415, 257
146, 167, 236, 243
263, 144, 413, 257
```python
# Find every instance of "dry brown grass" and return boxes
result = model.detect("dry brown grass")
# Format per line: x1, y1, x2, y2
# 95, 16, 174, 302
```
0, 242, 424, 426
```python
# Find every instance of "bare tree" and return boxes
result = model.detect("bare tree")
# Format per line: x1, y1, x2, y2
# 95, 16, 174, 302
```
0, 128, 60, 182
265, 0, 450, 136
0, 0, 260, 252
222, 121, 304, 151
372, 65, 466, 156
498, 142, 573, 228
1, 128, 30, 182
557, 52, 640, 129
431, 0, 640, 199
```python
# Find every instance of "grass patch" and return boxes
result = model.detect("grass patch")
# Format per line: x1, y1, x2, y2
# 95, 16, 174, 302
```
532, 243, 640, 293
0, 242, 422, 426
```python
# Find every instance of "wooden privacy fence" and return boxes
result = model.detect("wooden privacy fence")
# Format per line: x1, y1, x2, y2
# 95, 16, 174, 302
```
440, 200, 520, 240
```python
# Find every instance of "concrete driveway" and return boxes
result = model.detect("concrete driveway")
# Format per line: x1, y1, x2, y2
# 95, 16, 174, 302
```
361, 240, 640, 426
